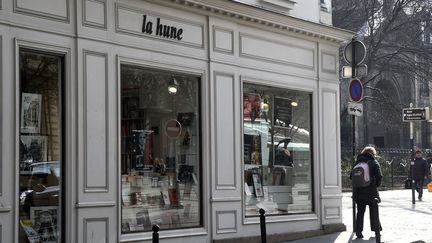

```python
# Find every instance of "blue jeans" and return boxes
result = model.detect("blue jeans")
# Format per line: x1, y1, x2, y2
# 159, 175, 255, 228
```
414, 179, 424, 198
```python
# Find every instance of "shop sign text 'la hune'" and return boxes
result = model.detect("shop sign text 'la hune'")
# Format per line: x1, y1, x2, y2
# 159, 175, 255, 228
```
142, 15, 183, 40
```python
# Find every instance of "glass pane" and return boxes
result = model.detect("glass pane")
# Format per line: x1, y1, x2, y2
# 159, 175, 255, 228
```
18, 51, 63, 242
120, 65, 202, 233
243, 83, 313, 216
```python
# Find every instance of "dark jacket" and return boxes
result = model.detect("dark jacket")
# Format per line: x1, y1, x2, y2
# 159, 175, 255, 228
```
410, 157, 429, 180
351, 154, 383, 204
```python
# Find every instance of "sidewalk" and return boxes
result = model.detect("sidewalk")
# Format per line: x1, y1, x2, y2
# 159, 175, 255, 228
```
283, 189, 432, 243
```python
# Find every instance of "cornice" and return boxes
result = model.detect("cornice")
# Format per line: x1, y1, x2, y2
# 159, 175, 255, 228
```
158, 0, 354, 44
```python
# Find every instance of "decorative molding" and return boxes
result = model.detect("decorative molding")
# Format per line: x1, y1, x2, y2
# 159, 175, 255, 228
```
216, 210, 237, 234
166, 0, 353, 43
0, 206, 11, 213
83, 0, 107, 29
213, 72, 237, 189
75, 201, 115, 208
115, 3, 204, 49
213, 26, 234, 55
0, 35, 2, 196
321, 89, 340, 188
13, 0, 70, 23
324, 206, 340, 219
261, 0, 296, 10
320, 194, 342, 199
83, 217, 109, 243
83, 50, 109, 193
239, 32, 315, 70
321, 50, 337, 74
210, 197, 241, 202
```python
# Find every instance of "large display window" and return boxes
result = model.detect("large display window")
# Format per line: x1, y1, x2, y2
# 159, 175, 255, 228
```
243, 83, 313, 216
120, 64, 202, 233
18, 50, 64, 242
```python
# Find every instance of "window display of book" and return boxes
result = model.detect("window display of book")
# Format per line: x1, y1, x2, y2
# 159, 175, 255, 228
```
121, 173, 200, 232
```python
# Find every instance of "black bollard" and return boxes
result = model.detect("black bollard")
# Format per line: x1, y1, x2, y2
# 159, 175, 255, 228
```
259, 208, 267, 243
373, 198, 381, 243
152, 224, 159, 243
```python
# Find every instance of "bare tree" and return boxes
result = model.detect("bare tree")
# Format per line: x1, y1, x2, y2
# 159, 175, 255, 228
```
333, 0, 432, 148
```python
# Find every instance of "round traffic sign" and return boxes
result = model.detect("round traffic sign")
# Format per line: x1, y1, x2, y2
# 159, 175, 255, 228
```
349, 79, 363, 102
344, 40, 366, 65
165, 119, 182, 139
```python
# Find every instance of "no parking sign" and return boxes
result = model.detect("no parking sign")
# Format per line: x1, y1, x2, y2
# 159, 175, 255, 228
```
348, 79, 363, 102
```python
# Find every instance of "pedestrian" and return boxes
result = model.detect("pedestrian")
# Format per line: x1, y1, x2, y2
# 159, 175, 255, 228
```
409, 149, 430, 201
351, 146, 383, 239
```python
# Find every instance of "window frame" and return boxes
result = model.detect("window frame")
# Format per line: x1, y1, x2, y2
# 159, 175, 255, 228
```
117, 59, 206, 240
16, 44, 67, 243
240, 78, 316, 224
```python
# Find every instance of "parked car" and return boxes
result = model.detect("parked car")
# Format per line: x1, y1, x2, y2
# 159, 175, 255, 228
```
20, 162, 60, 210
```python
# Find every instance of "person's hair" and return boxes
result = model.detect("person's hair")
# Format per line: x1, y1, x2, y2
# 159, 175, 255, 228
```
361, 146, 377, 159
415, 149, 422, 154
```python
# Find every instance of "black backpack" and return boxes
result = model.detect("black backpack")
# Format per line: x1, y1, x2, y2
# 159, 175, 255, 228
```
352, 161, 371, 188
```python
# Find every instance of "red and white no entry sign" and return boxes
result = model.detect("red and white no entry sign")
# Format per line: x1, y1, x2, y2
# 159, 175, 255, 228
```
165, 119, 182, 139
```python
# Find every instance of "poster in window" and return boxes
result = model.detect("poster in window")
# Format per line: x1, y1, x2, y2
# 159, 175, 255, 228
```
244, 134, 262, 165
21, 135, 47, 163
131, 130, 153, 170
21, 93, 42, 134
273, 97, 292, 127
252, 173, 264, 197
136, 210, 151, 228
30, 206, 58, 243
243, 93, 261, 122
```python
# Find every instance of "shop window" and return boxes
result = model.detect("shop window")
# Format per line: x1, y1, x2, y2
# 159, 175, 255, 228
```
243, 83, 313, 216
120, 65, 202, 233
18, 50, 64, 242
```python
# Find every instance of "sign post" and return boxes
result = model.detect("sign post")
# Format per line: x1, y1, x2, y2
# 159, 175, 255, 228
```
403, 106, 429, 204
344, 38, 367, 233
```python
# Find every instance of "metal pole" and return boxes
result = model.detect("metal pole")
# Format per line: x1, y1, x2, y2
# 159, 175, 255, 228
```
410, 120, 415, 204
351, 38, 357, 232
259, 208, 267, 243
408, 102, 415, 204
373, 198, 381, 243
152, 224, 159, 243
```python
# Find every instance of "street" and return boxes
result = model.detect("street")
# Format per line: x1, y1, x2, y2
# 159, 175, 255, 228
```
285, 188, 432, 243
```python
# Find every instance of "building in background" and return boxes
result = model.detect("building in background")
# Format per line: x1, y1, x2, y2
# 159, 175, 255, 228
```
0, 0, 351, 242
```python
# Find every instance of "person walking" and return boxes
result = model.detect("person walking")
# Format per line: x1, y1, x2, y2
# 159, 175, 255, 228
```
410, 149, 430, 201
351, 146, 383, 239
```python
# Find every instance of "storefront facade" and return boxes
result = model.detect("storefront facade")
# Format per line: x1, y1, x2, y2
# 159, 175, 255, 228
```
0, 0, 352, 242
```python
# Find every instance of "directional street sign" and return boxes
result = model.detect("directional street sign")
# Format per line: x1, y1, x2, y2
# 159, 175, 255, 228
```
402, 107, 429, 122
348, 79, 363, 102
348, 102, 363, 116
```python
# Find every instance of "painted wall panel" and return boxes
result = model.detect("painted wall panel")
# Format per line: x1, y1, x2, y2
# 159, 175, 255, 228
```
240, 33, 315, 69
214, 73, 236, 189
84, 218, 108, 243
84, 51, 108, 192
83, 0, 106, 29
216, 210, 237, 234
322, 90, 339, 187
15, 0, 69, 21
213, 26, 234, 54
321, 52, 336, 74
324, 205, 340, 220
0, 35, 2, 196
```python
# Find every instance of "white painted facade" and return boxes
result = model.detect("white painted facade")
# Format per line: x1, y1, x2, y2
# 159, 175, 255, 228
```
0, 0, 352, 242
